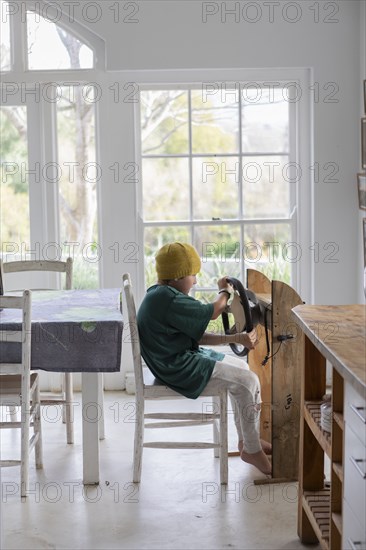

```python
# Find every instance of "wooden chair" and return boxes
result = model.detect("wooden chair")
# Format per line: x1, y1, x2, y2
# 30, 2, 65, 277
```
122, 273, 228, 485
0, 258, 74, 444
0, 290, 43, 497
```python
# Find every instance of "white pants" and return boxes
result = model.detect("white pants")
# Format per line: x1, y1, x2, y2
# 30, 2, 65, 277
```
211, 354, 262, 454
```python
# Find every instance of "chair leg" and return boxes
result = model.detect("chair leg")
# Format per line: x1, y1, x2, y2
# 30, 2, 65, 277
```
34, 379, 43, 469
8, 404, 18, 422
20, 398, 30, 498
64, 373, 74, 444
212, 396, 220, 458
133, 400, 144, 483
219, 392, 228, 485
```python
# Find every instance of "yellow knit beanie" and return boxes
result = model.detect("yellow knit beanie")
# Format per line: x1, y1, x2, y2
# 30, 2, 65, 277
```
155, 242, 201, 280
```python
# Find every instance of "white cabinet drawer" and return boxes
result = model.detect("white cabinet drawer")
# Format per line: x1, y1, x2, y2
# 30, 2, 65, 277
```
345, 383, 366, 448
343, 499, 366, 549
344, 423, 366, 528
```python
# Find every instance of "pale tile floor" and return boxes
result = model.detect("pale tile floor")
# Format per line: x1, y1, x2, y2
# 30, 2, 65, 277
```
1, 391, 318, 550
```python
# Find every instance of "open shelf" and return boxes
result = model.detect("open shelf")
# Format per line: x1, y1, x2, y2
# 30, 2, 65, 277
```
298, 338, 344, 549
303, 490, 330, 550
333, 412, 344, 430
331, 512, 342, 535
332, 462, 343, 483
304, 401, 332, 456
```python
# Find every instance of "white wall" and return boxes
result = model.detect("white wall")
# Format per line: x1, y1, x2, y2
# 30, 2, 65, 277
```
359, 0, 366, 303
63, 0, 363, 305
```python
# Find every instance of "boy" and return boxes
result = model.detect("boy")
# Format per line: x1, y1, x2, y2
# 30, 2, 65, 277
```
137, 242, 271, 475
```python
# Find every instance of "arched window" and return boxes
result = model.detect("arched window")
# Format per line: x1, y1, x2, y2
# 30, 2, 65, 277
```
0, 0, 105, 71
26, 11, 94, 70
0, 2, 11, 71
0, 0, 105, 289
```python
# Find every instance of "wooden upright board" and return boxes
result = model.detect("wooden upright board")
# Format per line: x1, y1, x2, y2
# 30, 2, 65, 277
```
246, 269, 304, 483
271, 280, 304, 481
247, 270, 272, 446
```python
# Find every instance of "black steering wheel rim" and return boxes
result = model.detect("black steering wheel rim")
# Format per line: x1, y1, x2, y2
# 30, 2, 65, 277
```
221, 276, 254, 357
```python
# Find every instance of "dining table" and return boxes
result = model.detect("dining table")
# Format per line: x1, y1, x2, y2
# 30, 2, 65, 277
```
0, 287, 124, 485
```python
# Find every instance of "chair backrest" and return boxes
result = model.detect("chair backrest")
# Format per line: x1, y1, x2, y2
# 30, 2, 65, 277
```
122, 273, 144, 396
0, 258, 73, 291
0, 259, 3, 295
0, 291, 32, 384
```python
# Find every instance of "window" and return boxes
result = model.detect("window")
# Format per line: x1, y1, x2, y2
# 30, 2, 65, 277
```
139, 85, 296, 298
0, 1, 11, 71
26, 11, 93, 70
56, 85, 98, 288
0, 106, 30, 248
0, 3, 103, 288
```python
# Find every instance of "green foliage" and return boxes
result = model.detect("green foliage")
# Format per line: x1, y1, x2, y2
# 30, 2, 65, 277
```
0, 109, 28, 194
144, 250, 290, 297
144, 226, 190, 258
71, 255, 99, 289
145, 257, 157, 289
0, 185, 30, 243
256, 257, 291, 284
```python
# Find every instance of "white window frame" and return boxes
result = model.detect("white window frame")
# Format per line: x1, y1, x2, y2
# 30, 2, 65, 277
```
137, 83, 297, 295
1, 0, 106, 281
129, 68, 313, 305
4, 0, 105, 74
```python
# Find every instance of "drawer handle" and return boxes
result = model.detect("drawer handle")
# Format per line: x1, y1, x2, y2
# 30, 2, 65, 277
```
350, 457, 366, 479
347, 540, 366, 550
350, 405, 366, 424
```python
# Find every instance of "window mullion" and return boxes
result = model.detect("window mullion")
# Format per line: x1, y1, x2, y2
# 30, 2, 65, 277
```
26, 98, 45, 251
188, 89, 193, 243
11, 4, 27, 71
142, 152, 289, 160
289, 95, 298, 287
40, 91, 60, 248
238, 85, 244, 282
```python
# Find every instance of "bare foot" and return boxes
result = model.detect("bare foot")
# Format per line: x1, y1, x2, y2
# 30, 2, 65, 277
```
241, 449, 272, 475
260, 439, 272, 455
238, 439, 272, 455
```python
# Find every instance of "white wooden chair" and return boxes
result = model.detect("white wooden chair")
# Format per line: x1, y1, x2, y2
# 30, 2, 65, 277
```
0, 290, 43, 497
0, 258, 74, 444
122, 273, 228, 485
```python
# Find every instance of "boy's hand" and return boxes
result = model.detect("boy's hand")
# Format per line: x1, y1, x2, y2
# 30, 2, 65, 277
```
217, 275, 233, 292
235, 328, 259, 350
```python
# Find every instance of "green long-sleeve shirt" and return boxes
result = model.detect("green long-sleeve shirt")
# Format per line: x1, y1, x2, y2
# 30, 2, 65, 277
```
137, 284, 224, 399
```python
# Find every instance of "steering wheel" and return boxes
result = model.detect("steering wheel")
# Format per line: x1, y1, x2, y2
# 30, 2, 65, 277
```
221, 276, 259, 357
